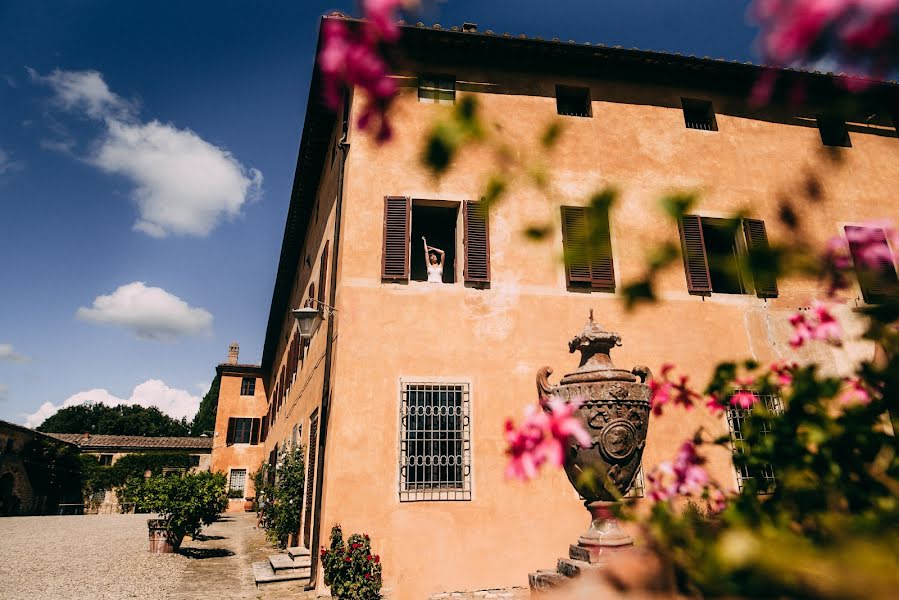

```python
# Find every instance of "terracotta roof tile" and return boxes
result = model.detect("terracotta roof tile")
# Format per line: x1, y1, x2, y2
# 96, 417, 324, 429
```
44, 433, 212, 450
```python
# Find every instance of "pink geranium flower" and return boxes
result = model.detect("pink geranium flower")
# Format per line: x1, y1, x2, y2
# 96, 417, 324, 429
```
504, 396, 592, 481
839, 377, 874, 405
789, 301, 843, 348
649, 363, 702, 416
647, 441, 720, 506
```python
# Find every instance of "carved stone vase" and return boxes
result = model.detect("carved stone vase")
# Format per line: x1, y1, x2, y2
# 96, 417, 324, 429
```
537, 313, 651, 560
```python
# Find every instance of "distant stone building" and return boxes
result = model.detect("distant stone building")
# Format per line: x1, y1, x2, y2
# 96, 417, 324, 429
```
45, 432, 212, 513
0, 419, 80, 515
208, 343, 267, 512
213, 14, 899, 599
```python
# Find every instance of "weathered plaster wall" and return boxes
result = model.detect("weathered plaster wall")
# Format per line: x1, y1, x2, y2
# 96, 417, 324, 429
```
305, 66, 898, 599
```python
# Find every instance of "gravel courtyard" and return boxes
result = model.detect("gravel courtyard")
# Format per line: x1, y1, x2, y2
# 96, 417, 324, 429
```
0, 512, 310, 600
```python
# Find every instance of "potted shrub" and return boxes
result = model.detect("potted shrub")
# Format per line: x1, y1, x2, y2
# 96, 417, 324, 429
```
322, 525, 382, 600
140, 471, 228, 552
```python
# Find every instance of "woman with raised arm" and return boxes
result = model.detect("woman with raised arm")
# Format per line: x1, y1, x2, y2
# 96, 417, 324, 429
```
422, 236, 444, 283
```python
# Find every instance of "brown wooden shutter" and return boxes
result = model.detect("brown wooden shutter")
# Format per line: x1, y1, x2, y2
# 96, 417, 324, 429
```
742, 219, 778, 298
561, 206, 592, 285
679, 215, 712, 294
260, 415, 269, 443
318, 241, 329, 305
846, 226, 899, 303
463, 200, 491, 284
226, 418, 235, 446
589, 207, 615, 292
250, 418, 260, 445
382, 196, 410, 280
303, 410, 319, 548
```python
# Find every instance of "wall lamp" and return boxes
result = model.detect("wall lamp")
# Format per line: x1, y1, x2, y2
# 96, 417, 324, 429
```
291, 300, 337, 340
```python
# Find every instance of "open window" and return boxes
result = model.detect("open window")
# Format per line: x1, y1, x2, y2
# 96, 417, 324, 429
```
817, 115, 851, 147
556, 85, 591, 118
410, 201, 457, 283
682, 98, 717, 131
678, 215, 778, 297
381, 196, 490, 285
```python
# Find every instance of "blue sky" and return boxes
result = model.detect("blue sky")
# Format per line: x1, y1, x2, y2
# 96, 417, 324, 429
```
0, 0, 758, 427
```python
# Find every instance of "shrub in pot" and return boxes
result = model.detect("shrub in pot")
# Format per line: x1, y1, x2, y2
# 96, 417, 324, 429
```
322, 525, 382, 600
140, 471, 228, 551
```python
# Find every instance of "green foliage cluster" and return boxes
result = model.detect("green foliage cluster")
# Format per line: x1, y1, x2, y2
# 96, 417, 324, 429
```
127, 471, 227, 549
80, 452, 198, 500
322, 525, 382, 600
253, 444, 306, 548
190, 375, 220, 436
36, 403, 191, 436
21, 437, 84, 509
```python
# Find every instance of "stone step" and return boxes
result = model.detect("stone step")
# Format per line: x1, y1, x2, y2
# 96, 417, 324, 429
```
253, 560, 311, 587
287, 546, 311, 559
528, 570, 568, 592
269, 553, 311, 571
557, 558, 601, 578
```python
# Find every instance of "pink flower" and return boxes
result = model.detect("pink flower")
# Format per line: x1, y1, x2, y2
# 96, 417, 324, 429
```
647, 441, 716, 502
845, 222, 898, 269
839, 377, 873, 405
731, 390, 759, 409
649, 364, 701, 416
789, 301, 843, 348
504, 396, 592, 481
770, 361, 798, 386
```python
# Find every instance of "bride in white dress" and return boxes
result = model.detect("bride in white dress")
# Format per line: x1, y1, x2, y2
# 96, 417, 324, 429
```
422, 237, 444, 283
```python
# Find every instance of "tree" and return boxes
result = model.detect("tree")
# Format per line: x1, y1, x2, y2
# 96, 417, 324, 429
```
37, 403, 191, 437
190, 375, 220, 436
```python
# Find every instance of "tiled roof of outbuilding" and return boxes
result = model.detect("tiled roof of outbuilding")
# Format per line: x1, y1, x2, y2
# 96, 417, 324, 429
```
44, 433, 213, 451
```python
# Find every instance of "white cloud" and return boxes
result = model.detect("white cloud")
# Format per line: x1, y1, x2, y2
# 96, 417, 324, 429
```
0, 344, 30, 363
95, 119, 263, 237
76, 281, 213, 341
23, 379, 201, 428
32, 68, 262, 237
0, 146, 25, 175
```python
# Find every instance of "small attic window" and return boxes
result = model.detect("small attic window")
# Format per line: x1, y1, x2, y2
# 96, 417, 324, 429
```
419, 76, 455, 105
556, 85, 591, 118
682, 98, 717, 131
817, 115, 851, 147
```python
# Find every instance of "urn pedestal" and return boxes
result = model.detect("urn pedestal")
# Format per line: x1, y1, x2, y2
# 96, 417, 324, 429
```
528, 314, 651, 592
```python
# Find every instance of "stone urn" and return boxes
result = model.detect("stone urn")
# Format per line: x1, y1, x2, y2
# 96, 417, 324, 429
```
537, 312, 651, 558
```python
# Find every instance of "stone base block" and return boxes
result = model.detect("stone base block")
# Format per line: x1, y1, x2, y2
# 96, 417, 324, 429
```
556, 558, 601, 578
528, 570, 568, 592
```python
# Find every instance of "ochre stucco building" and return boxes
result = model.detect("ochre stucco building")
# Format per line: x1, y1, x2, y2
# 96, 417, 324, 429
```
211, 15, 899, 598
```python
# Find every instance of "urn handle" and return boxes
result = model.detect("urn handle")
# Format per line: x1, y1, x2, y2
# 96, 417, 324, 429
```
632, 365, 652, 384
536, 366, 556, 401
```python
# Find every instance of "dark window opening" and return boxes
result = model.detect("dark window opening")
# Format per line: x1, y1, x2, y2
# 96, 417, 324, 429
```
727, 391, 783, 494
556, 85, 591, 118
410, 203, 457, 283
818, 115, 851, 147
682, 98, 717, 131
240, 377, 255, 396
189, 455, 201, 467
419, 76, 455, 105
99, 454, 113, 466
702, 218, 745, 294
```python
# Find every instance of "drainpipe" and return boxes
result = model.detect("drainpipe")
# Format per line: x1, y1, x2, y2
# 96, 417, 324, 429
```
306, 94, 350, 591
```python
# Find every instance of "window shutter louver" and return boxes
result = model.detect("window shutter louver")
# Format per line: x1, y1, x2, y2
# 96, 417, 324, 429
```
382, 196, 410, 280
589, 208, 615, 291
303, 411, 319, 548
742, 219, 778, 298
561, 206, 592, 285
846, 226, 899, 303
464, 200, 491, 284
679, 215, 713, 294
318, 241, 329, 305
260, 415, 268, 443
250, 418, 260, 445
226, 418, 236, 446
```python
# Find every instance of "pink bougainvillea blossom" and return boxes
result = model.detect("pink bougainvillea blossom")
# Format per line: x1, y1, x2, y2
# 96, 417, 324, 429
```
789, 301, 843, 348
647, 440, 713, 502
731, 390, 760, 409
845, 222, 899, 269
649, 363, 702, 416
504, 396, 592, 481
319, 4, 414, 142
839, 377, 874, 405
750, 0, 899, 92
770, 361, 799, 386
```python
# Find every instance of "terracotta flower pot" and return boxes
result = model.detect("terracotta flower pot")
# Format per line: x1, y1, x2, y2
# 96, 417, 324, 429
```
244, 498, 254, 512
147, 519, 176, 553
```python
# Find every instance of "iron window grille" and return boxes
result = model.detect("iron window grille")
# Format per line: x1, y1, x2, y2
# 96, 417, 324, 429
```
682, 98, 718, 131
399, 382, 471, 502
418, 76, 455, 105
229, 469, 247, 493
556, 85, 592, 117
240, 377, 256, 396
726, 391, 783, 494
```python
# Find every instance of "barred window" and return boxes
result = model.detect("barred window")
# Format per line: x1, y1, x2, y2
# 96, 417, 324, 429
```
399, 382, 471, 501
625, 465, 645, 498
726, 392, 783, 494
229, 469, 247, 493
